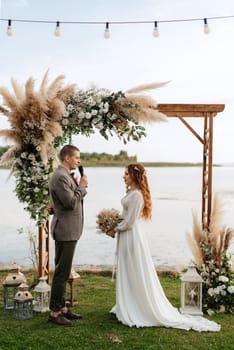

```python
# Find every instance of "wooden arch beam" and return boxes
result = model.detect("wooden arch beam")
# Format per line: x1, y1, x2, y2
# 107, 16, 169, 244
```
158, 103, 225, 230
38, 103, 225, 279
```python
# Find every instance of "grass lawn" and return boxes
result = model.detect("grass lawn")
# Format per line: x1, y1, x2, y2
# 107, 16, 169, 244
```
0, 270, 233, 350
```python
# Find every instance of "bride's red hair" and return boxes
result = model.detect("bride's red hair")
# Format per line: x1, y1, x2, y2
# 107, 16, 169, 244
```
127, 164, 152, 220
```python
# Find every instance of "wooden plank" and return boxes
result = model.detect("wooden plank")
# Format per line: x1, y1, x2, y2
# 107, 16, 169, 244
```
158, 104, 225, 117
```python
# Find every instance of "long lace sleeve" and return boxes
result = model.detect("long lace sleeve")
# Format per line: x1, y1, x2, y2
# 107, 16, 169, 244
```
116, 191, 143, 232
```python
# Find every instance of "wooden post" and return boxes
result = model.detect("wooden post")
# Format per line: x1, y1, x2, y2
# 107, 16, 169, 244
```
158, 103, 224, 229
202, 112, 214, 230
38, 220, 50, 283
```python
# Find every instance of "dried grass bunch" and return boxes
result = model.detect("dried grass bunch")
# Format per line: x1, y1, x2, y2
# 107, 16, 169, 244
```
186, 193, 233, 267
0, 70, 75, 166
116, 81, 169, 124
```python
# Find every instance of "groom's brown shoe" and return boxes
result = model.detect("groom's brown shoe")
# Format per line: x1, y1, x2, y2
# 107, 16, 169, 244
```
62, 309, 83, 320
48, 314, 72, 326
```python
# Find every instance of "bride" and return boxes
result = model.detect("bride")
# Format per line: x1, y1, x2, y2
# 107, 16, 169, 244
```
107, 163, 220, 332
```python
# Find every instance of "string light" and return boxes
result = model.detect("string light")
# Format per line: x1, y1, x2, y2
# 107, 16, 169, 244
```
0, 14, 233, 37
54, 21, 61, 37
104, 22, 110, 39
152, 21, 159, 37
203, 18, 210, 34
6, 19, 13, 36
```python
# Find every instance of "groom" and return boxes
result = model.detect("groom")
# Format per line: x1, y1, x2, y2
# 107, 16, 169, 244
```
48, 144, 88, 326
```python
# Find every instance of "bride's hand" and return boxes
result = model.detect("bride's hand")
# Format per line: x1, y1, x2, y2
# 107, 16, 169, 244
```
106, 229, 115, 238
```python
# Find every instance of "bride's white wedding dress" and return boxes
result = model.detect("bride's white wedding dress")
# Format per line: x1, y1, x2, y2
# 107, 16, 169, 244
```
110, 189, 220, 332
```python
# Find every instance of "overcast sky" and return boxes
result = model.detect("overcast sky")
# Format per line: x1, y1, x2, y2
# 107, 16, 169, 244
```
0, 0, 234, 163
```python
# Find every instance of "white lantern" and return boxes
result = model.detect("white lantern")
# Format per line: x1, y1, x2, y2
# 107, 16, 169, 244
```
2, 264, 27, 310
33, 276, 51, 312
180, 265, 203, 316
14, 283, 34, 320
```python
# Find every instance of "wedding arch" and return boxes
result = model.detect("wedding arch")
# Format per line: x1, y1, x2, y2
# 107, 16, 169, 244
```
0, 72, 225, 278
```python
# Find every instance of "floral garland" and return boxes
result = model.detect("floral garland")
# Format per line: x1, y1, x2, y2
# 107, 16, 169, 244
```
59, 88, 146, 144
0, 73, 166, 226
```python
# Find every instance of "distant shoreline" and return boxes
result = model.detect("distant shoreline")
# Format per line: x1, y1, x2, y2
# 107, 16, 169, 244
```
0, 264, 180, 275
0, 162, 228, 169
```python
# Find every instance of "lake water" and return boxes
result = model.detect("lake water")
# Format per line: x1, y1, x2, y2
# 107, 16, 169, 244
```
0, 167, 234, 270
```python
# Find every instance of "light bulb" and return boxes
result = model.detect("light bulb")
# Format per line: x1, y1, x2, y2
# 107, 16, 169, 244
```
203, 18, 210, 34
152, 21, 159, 37
6, 19, 13, 36
104, 22, 110, 39
54, 21, 61, 37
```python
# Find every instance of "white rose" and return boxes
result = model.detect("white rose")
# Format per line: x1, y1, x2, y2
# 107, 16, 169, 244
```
208, 288, 214, 296
78, 111, 85, 118
28, 154, 35, 161
67, 104, 74, 111
21, 152, 27, 159
227, 286, 234, 293
63, 111, 69, 117
85, 112, 92, 119
96, 122, 104, 129
218, 276, 229, 283
218, 305, 225, 313
207, 309, 215, 316
91, 109, 98, 115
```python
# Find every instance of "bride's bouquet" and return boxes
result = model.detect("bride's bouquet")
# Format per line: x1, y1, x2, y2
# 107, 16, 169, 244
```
96, 208, 121, 237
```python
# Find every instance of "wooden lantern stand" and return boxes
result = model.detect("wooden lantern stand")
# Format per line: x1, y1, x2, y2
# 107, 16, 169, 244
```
38, 103, 225, 278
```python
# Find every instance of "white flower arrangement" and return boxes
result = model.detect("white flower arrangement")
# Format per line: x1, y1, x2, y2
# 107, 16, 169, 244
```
60, 88, 147, 144
0, 73, 167, 226
187, 194, 234, 314
198, 254, 234, 313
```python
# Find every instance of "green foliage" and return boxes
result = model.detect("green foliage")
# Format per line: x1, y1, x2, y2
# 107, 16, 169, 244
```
80, 150, 137, 165
0, 145, 10, 158
13, 150, 53, 226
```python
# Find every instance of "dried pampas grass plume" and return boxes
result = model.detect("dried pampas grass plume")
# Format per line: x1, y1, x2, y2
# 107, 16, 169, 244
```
121, 94, 167, 123
209, 193, 225, 252
0, 71, 76, 166
126, 81, 170, 94
187, 192, 234, 268
113, 81, 170, 124
186, 231, 204, 266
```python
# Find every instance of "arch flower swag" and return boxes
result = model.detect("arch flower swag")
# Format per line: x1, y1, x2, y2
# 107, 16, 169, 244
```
0, 72, 167, 226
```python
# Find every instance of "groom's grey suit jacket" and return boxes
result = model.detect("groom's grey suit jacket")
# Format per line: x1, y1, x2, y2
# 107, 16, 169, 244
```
49, 165, 87, 241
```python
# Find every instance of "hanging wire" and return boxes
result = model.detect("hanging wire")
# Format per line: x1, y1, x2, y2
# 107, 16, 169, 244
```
0, 14, 233, 35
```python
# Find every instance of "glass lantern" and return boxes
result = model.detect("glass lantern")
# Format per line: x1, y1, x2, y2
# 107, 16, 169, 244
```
33, 276, 51, 312
65, 268, 80, 307
14, 283, 34, 320
180, 265, 203, 316
2, 264, 27, 311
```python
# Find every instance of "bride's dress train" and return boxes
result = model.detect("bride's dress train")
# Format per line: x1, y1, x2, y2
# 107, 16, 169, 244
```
110, 189, 220, 332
